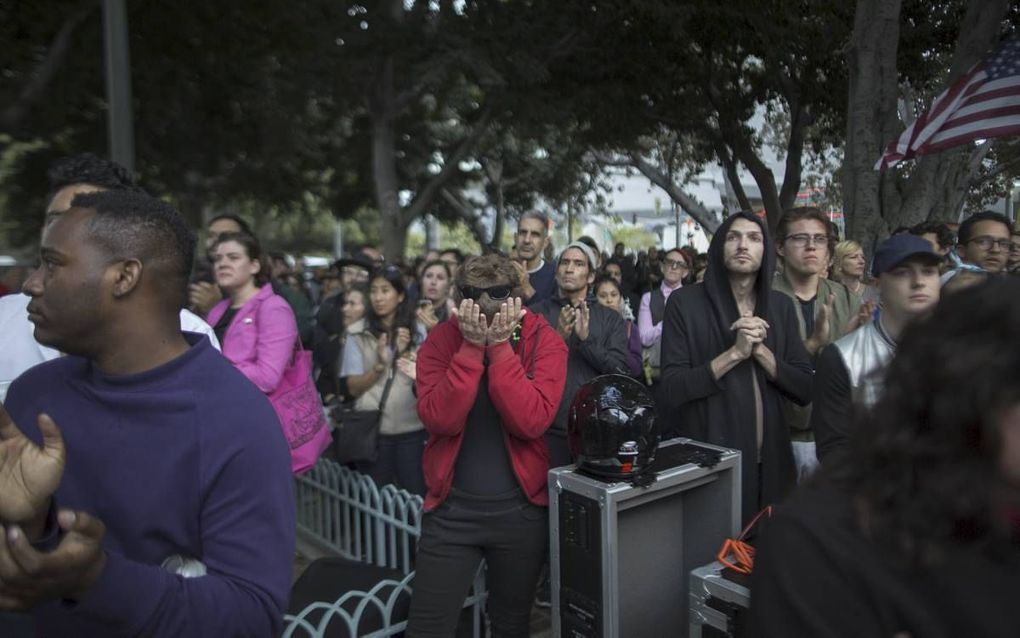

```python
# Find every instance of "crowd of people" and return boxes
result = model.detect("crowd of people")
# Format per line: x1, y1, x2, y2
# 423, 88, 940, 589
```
0, 152, 1019, 636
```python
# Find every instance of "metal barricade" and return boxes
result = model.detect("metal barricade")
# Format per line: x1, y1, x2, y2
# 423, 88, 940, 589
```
282, 459, 487, 637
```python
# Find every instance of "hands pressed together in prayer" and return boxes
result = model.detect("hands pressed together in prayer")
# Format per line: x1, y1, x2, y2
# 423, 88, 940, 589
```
730, 311, 778, 379
0, 404, 106, 611
457, 297, 525, 347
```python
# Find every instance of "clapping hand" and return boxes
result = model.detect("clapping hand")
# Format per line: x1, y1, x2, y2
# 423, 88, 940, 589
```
805, 293, 835, 354
574, 302, 591, 341
487, 298, 524, 344
395, 327, 412, 354
556, 305, 576, 340
0, 404, 65, 535
416, 303, 438, 332
0, 509, 107, 610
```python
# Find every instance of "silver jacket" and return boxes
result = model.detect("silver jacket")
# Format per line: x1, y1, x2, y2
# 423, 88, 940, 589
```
832, 315, 896, 408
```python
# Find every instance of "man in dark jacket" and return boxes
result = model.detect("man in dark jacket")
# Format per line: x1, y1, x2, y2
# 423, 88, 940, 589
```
660, 212, 812, 523
532, 241, 630, 467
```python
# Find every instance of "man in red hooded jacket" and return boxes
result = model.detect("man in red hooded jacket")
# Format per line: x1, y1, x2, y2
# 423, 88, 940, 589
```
408, 253, 567, 637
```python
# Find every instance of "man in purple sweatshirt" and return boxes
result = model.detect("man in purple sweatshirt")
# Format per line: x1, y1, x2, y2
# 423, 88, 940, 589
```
0, 189, 295, 636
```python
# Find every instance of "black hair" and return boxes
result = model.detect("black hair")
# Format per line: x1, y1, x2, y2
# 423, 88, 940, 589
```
438, 248, 465, 264
212, 231, 272, 286
957, 211, 1011, 245
593, 274, 622, 296
208, 213, 253, 236
909, 221, 955, 251
828, 278, 1020, 564
366, 263, 416, 347
71, 190, 195, 306
47, 153, 140, 197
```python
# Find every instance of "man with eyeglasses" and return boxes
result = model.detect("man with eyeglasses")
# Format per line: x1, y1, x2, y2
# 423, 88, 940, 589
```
773, 207, 863, 479
637, 248, 689, 419
410, 253, 567, 636
660, 212, 812, 524
955, 210, 1012, 275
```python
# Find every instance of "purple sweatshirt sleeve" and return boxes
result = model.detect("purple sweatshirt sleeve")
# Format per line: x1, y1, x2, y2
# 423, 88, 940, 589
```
68, 415, 296, 637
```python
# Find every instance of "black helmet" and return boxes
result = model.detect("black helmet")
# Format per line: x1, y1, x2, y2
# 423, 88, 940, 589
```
567, 374, 658, 479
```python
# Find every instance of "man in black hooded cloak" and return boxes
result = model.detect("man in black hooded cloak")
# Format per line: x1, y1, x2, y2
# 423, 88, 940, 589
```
660, 211, 812, 523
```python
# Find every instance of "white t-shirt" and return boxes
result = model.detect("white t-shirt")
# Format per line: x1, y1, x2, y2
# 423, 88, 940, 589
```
0, 294, 221, 403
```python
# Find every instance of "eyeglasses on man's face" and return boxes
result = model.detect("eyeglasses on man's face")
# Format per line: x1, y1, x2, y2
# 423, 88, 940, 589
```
785, 233, 829, 247
968, 236, 1011, 250
663, 259, 688, 270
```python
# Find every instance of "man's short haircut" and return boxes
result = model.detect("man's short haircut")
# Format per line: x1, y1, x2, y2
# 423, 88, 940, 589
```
71, 190, 195, 304
47, 153, 141, 201
439, 248, 465, 264
776, 206, 832, 242
909, 221, 955, 250
957, 210, 1011, 245
518, 211, 549, 234
208, 213, 253, 236
455, 253, 521, 299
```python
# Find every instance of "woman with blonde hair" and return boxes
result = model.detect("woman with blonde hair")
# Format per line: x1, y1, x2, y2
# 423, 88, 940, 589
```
831, 240, 877, 302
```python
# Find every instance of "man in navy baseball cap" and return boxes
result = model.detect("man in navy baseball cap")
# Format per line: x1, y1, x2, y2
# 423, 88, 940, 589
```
812, 233, 941, 463
870, 233, 942, 277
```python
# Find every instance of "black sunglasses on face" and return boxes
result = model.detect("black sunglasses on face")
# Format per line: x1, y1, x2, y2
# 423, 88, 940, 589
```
460, 285, 512, 301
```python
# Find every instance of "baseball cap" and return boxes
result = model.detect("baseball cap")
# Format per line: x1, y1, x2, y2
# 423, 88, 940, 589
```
559, 241, 598, 272
871, 234, 940, 277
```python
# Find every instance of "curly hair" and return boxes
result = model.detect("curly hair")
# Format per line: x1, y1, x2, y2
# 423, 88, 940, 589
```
829, 278, 1020, 563
454, 253, 522, 301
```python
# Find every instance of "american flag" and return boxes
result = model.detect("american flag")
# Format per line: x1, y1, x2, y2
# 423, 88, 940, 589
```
876, 36, 1020, 171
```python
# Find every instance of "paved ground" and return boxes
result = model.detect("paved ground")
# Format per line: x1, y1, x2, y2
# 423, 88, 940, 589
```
293, 547, 553, 636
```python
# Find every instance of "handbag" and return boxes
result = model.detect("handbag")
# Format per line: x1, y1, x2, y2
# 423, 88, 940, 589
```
268, 336, 332, 475
330, 356, 398, 465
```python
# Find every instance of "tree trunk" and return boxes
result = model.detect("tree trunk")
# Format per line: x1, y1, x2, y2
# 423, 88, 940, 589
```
625, 152, 721, 233
370, 55, 410, 260
844, 0, 1010, 250
843, 0, 903, 251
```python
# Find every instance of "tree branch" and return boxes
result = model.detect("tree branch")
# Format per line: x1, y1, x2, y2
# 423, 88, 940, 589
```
440, 188, 489, 246
625, 152, 720, 232
0, 4, 93, 133
404, 107, 493, 223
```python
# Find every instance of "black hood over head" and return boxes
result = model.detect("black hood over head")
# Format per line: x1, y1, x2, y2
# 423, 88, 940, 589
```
702, 211, 775, 326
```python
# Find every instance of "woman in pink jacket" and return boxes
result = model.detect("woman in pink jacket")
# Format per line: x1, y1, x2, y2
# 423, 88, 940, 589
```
206, 232, 299, 394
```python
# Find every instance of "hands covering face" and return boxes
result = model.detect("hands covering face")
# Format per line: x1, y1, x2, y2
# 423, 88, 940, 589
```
457, 298, 524, 347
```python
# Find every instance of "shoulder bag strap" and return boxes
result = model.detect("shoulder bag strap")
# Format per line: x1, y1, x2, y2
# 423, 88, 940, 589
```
374, 354, 400, 420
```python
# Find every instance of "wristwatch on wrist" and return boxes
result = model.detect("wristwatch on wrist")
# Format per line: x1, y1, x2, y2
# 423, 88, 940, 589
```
373, 362, 386, 374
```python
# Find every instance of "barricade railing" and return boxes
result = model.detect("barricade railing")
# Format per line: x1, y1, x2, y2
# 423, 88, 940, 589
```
282, 459, 487, 637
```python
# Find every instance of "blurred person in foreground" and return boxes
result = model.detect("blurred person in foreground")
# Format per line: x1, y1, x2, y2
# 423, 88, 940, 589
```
2, 190, 293, 636
408, 253, 566, 636
751, 277, 1020, 637
1, 153, 219, 406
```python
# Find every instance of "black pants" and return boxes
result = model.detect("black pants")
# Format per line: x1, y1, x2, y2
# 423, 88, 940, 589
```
356, 429, 427, 496
406, 488, 548, 638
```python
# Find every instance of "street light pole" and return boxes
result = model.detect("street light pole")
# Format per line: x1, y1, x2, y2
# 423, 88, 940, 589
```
103, 0, 134, 172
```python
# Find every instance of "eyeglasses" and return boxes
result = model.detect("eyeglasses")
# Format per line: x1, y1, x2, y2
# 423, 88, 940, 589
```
459, 285, 512, 301
967, 236, 1011, 250
663, 259, 688, 270
785, 233, 829, 247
